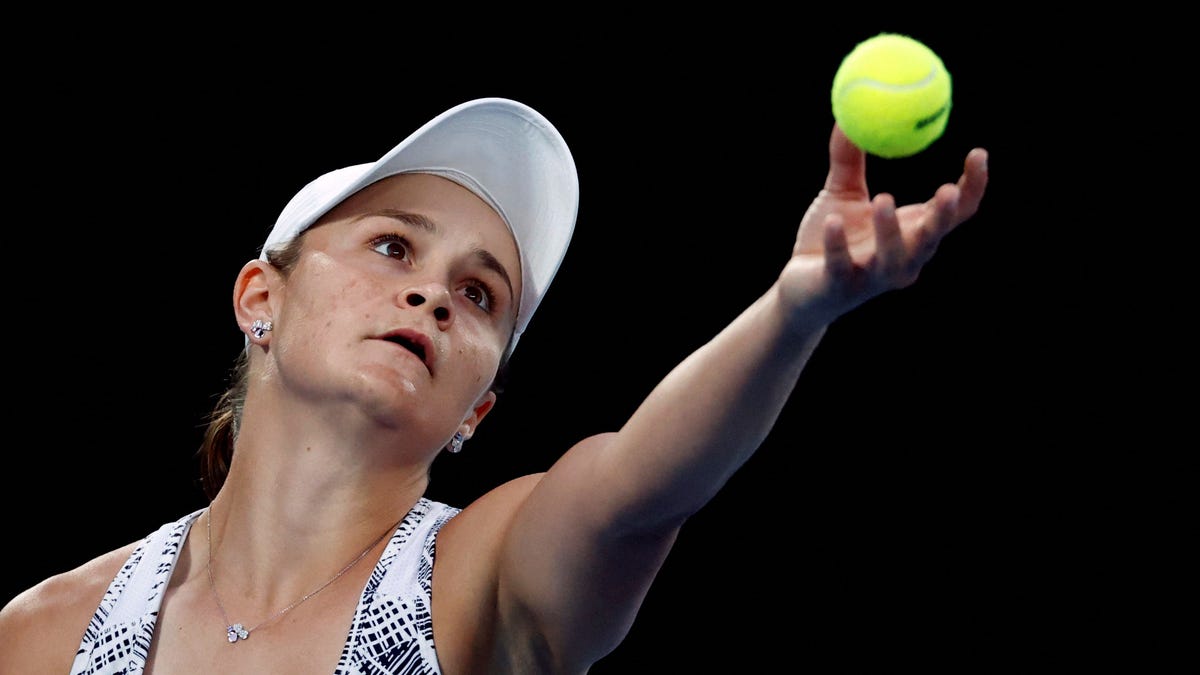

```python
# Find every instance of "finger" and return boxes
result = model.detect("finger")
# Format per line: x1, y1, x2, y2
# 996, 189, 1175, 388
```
823, 213, 853, 280
871, 193, 905, 278
926, 183, 962, 242
823, 123, 869, 198
913, 183, 960, 266
954, 147, 989, 222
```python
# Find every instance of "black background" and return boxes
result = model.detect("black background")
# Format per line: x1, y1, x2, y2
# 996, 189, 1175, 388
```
4, 15, 1179, 673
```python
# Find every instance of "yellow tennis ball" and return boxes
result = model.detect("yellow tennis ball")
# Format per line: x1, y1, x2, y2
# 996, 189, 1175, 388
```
831, 32, 952, 158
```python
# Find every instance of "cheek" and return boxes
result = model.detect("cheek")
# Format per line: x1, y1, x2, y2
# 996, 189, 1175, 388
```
455, 330, 505, 388
300, 262, 374, 312
284, 273, 382, 346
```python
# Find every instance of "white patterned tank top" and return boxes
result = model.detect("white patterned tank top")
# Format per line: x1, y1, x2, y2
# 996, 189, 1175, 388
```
69, 497, 461, 675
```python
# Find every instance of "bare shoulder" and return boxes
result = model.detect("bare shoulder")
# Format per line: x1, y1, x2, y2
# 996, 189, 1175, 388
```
461, 472, 545, 520
438, 432, 619, 549
438, 472, 545, 562
0, 541, 140, 674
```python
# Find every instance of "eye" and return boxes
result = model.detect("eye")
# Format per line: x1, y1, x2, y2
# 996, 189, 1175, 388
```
461, 281, 496, 313
370, 234, 410, 261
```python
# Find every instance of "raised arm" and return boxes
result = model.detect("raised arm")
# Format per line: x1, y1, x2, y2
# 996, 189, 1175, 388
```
496, 124, 990, 670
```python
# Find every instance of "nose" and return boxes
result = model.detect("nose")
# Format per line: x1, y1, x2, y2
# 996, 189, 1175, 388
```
400, 283, 453, 328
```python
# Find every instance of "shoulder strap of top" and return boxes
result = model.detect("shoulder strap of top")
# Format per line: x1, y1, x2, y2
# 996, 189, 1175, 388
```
70, 508, 204, 675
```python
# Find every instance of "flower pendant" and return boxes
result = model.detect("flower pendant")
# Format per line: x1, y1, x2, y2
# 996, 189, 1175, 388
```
227, 623, 249, 643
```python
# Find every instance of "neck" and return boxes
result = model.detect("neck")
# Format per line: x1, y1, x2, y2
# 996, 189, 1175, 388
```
200, 467, 425, 606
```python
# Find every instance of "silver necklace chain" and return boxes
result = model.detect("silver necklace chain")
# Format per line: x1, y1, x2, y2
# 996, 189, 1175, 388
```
205, 507, 401, 644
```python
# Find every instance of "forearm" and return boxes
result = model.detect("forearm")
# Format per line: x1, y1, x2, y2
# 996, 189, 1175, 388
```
499, 289, 826, 667
600, 281, 827, 532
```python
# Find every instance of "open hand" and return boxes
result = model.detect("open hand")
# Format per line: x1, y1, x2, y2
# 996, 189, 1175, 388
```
779, 123, 989, 330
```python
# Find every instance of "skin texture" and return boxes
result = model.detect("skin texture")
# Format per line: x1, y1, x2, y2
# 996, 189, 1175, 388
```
0, 124, 988, 674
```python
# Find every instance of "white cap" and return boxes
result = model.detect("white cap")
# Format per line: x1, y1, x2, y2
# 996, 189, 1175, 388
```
260, 97, 580, 358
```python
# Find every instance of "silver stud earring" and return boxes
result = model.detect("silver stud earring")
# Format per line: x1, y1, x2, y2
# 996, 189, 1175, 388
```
250, 319, 273, 340
447, 432, 465, 454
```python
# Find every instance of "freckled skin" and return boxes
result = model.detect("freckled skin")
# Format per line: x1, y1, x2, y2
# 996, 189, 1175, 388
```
261, 173, 522, 459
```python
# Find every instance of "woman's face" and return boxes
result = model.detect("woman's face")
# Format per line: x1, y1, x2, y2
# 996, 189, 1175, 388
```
265, 173, 522, 446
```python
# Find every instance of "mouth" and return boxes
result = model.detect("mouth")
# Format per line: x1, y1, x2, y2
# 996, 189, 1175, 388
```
378, 329, 434, 373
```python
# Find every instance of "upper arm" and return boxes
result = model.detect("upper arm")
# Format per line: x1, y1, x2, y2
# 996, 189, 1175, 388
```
496, 432, 685, 671
433, 433, 686, 673
0, 544, 136, 675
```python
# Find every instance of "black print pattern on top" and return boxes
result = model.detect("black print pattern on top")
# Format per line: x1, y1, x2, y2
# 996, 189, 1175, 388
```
70, 498, 462, 675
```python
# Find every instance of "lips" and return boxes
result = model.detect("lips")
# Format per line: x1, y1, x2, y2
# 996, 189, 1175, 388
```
377, 329, 435, 373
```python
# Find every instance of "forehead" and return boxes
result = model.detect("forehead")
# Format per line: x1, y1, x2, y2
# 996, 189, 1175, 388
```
332, 173, 509, 233
327, 173, 517, 252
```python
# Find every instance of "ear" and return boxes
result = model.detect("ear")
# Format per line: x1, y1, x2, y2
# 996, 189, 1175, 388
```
233, 259, 280, 338
459, 390, 498, 440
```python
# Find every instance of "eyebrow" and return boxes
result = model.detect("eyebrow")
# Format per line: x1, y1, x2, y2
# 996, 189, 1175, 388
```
365, 209, 516, 304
